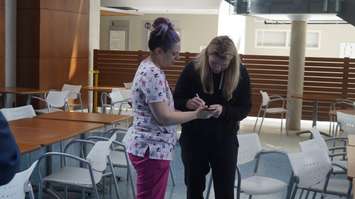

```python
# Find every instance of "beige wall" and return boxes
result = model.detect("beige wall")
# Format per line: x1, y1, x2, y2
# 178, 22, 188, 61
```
100, 14, 218, 53
244, 16, 355, 57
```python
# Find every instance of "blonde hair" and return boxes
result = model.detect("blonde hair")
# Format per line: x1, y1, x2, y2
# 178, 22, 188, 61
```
196, 36, 240, 100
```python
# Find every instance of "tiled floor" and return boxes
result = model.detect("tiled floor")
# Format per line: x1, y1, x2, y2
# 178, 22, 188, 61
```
40, 116, 351, 199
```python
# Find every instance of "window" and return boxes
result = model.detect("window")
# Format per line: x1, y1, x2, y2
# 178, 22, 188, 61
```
256, 30, 321, 49
306, 32, 320, 48
339, 43, 355, 58
256, 30, 288, 48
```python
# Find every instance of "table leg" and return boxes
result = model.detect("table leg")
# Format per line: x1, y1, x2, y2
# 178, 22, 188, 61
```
93, 90, 98, 113
45, 145, 53, 175
352, 179, 354, 199
26, 94, 32, 105
297, 100, 330, 137
2, 93, 7, 108
312, 100, 318, 127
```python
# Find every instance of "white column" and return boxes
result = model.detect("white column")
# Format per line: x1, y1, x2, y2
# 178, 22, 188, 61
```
287, 20, 307, 131
88, 0, 100, 112
5, 0, 16, 107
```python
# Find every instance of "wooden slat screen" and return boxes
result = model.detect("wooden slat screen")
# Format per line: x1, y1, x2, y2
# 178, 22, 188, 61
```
94, 49, 355, 121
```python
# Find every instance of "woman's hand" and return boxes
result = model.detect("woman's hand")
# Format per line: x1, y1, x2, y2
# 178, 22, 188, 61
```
195, 106, 215, 119
209, 104, 223, 118
186, 96, 205, 110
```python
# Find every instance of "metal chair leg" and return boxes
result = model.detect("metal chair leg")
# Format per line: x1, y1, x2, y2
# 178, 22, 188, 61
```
258, 111, 267, 134
109, 158, 120, 199
253, 107, 263, 131
169, 166, 176, 186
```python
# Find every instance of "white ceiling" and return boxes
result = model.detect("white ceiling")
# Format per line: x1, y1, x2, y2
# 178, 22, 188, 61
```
101, 0, 222, 14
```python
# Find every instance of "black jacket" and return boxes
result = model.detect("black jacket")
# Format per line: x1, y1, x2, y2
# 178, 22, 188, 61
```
0, 112, 20, 185
174, 61, 251, 137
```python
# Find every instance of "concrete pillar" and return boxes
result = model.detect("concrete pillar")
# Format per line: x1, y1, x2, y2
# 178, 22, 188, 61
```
287, 20, 307, 130
5, 0, 16, 107
88, 0, 100, 112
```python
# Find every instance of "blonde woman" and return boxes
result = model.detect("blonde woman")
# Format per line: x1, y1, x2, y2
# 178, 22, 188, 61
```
174, 36, 251, 199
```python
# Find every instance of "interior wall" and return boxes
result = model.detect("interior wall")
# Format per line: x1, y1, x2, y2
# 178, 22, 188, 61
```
0, 0, 4, 87
100, 14, 218, 53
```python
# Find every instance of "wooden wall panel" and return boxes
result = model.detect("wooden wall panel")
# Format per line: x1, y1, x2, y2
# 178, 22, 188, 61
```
39, 10, 88, 59
0, 0, 4, 87
38, 1, 89, 106
40, 0, 88, 14
94, 50, 355, 121
17, 0, 89, 106
39, 58, 88, 89
17, 1, 40, 88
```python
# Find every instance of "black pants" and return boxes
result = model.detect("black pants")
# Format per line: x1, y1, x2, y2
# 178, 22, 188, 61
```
180, 132, 239, 199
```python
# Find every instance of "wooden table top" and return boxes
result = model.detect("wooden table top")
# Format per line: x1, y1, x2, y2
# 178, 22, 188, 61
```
0, 87, 48, 94
10, 118, 104, 146
37, 112, 132, 124
83, 86, 117, 92
349, 135, 355, 147
17, 142, 41, 154
347, 145, 355, 178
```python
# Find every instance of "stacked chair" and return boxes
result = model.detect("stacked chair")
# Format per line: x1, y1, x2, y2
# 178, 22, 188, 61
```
328, 99, 355, 136
288, 128, 352, 198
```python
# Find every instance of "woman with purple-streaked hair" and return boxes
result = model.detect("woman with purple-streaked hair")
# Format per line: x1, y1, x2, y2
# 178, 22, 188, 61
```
124, 17, 214, 199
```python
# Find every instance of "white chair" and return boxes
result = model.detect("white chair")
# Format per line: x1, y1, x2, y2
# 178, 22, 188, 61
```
33, 90, 70, 114
308, 128, 347, 174
101, 88, 131, 115
62, 84, 83, 111
336, 111, 355, 137
87, 132, 136, 199
288, 146, 332, 199
328, 99, 354, 136
38, 133, 120, 199
123, 82, 132, 89
0, 105, 36, 121
206, 133, 293, 199
306, 128, 353, 198
0, 161, 38, 199
253, 90, 288, 134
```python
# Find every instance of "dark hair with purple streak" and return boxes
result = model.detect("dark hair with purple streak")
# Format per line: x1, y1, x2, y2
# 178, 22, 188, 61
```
148, 17, 180, 52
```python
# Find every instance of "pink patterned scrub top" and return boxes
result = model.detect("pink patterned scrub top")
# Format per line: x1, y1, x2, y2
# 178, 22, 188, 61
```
125, 57, 177, 160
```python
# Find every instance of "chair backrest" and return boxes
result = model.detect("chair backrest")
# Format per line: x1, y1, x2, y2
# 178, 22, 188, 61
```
86, 133, 117, 173
336, 111, 355, 136
308, 128, 328, 152
0, 161, 38, 199
288, 149, 331, 188
237, 133, 263, 165
0, 105, 36, 121
61, 84, 82, 100
109, 88, 126, 103
46, 90, 70, 108
123, 82, 132, 89
260, 90, 270, 106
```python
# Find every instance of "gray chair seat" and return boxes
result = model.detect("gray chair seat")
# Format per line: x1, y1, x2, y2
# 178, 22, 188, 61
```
241, 175, 287, 195
43, 167, 102, 188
